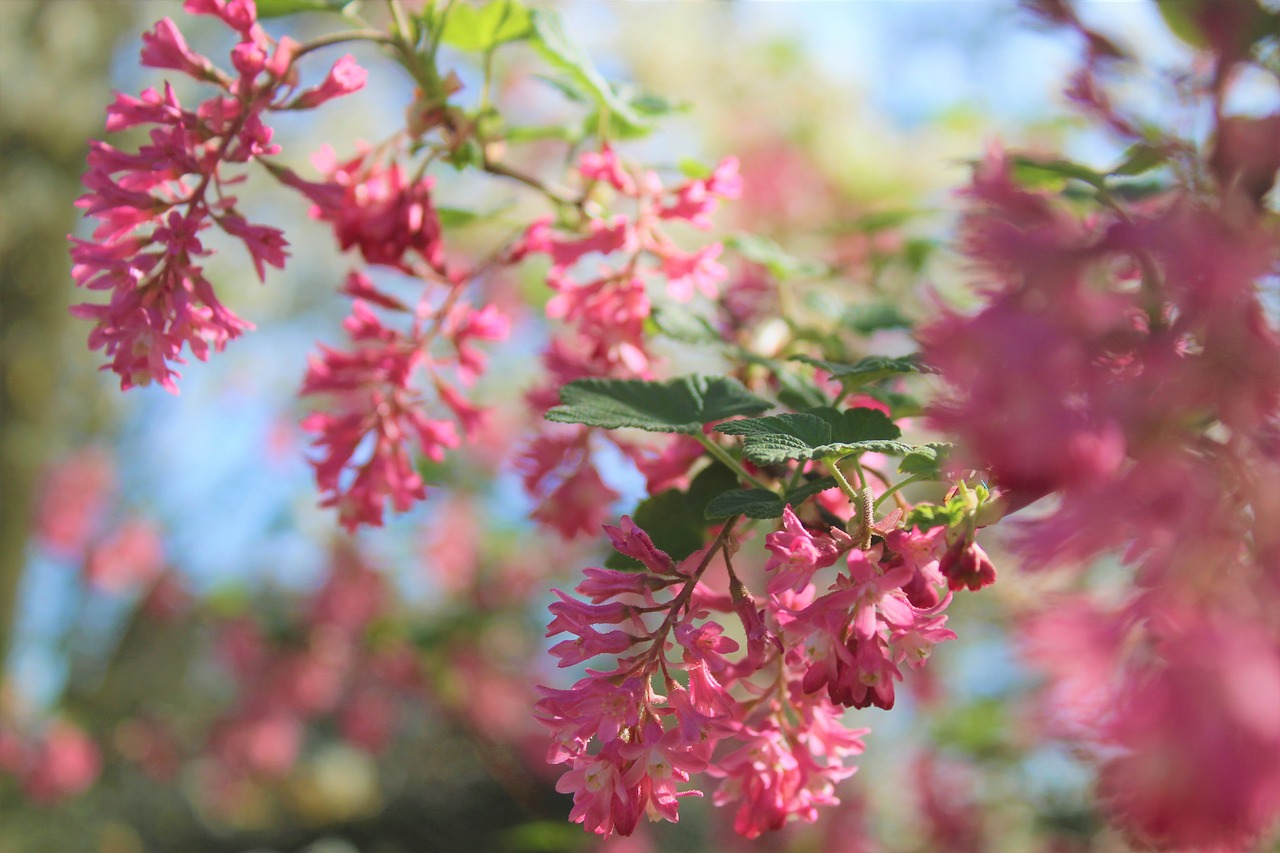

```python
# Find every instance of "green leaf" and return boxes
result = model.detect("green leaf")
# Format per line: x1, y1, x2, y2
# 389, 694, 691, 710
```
444, 139, 483, 170
843, 303, 913, 336
683, 462, 741, 519
530, 10, 650, 135
705, 488, 784, 520
650, 304, 721, 344
904, 500, 965, 532
436, 204, 511, 228
774, 370, 830, 411
1110, 142, 1165, 177
502, 123, 582, 144
785, 475, 838, 505
791, 353, 931, 387
715, 406, 908, 465
860, 387, 924, 419
1010, 155, 1106, 191
605, 489, 704, 569
441, 0, 532, 52
703, 474, 839, 520
727, 233, 828, 281
546, 375, 772, 435
255, 0, 348, 16
898, 442, 952, 477
678, 157, 714, 179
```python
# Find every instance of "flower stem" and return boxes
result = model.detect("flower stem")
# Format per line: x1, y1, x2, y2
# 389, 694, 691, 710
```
697, 434, 773, 492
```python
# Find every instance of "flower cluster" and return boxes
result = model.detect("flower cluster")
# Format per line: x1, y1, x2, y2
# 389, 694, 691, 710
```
922, 16, 1280, 844
301, 271, 509, 531
517, 148, 741, 538
537, 504, 963, 838
69, 0, 366, 392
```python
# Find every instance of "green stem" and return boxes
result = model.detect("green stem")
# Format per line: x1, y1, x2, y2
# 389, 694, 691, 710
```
824, 454, 861, 504
697, 434, 773, 492
874, 473, 926, 510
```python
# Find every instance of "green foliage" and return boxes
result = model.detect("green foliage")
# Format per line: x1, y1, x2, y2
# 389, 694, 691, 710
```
545, 376, 772, 435
704, 488, 786, 520
1009, 154, 1108, 192
898, 442, 951, 477
703, 476, 838, 520
844, 302, 914, 336
529, 10, 651, 135
727, 232, 829, 282
441, 0, 532, 52
255, 0, 350, 17
905, 497, 965, 531
606, 463, 738, 568
715, 406, 912, 465
791, 353, 931, 388
1110, 142, 1165, 177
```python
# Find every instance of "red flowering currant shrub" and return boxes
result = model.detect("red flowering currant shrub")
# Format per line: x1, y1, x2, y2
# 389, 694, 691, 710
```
4, 0, 1279, 850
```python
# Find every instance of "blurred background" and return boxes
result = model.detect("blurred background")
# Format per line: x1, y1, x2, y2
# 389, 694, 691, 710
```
0, 2, 1192, 851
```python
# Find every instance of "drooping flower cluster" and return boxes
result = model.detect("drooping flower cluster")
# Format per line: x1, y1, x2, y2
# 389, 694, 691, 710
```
537, 504, 964, 838
70, 0, 367, 392
517, 148, 742, 538
301, 271, 510, 531
922, 12, 1280, 845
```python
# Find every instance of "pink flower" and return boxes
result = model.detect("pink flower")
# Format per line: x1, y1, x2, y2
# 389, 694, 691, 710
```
140, 18, 215, 80
661, 243, 727, 302
556, 747, 639, 837
309, 149, 447, 270
938, 539, 996, 592
291, 54, 367, 109
579, 145, 637, 196
22, 723, 102, 805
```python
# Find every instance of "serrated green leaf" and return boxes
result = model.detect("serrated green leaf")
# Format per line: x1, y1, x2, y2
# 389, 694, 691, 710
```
716, 412, 833, 464
785, 475, 838, 505
716, 406, 917, 465
530, 9, 651, 135
547, 375, 772, 435
791, 353, 931, 387
898, 442, 951, 477
441, 0, 532, 52
256, 0, 348, 17
705, 488, 784, 520
727, 232, 827, 281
